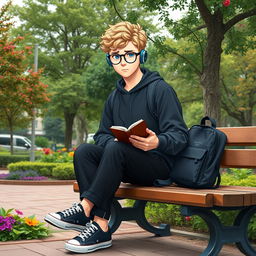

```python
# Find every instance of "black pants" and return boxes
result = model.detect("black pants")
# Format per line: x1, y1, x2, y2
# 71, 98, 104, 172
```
74, 141, 170, 220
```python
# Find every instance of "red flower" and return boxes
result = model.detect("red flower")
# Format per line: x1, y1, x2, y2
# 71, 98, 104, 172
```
43, 148, 51, 155
223, 0, 230, 7
185, 216, 191, 221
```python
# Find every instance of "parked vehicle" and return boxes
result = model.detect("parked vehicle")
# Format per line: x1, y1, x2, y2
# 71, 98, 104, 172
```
86, 133, 95, 143
0, 134, 38, 152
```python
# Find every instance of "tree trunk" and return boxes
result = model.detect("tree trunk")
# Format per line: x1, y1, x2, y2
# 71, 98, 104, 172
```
75, 113, 88, 146
201, 20, 224, 124
64, 111, 76, 151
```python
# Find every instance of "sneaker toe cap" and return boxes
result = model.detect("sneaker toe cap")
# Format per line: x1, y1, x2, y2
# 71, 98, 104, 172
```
67, 239, 80, 245
49, 213, 61, 220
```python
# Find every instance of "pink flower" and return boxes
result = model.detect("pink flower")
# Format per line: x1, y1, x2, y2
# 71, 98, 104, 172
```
223, 0, 230, 7
15, 209, 23, 215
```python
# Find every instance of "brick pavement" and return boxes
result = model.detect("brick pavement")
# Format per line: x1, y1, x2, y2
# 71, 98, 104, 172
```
0, 183, 245, 256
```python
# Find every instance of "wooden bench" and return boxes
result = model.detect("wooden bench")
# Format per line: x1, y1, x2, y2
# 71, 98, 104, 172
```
73, 126, 256, 256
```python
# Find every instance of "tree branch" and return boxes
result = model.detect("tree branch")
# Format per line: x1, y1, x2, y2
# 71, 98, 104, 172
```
195, 0, 212, 26
185, 24, 207, 36
224, 8, 256, 33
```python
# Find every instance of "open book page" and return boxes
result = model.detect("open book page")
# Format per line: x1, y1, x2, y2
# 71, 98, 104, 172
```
109, 126, 128, 132
127, 119, 144, 130
109, 119, 148, 144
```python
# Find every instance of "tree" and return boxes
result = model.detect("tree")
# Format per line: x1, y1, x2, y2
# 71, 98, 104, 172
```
220, 48, 256, 125
13, 0, 156, 148
46, 74, 87, 149
0, 2, 49, 154
43, 116, 65, 144
114, 0, 256, 123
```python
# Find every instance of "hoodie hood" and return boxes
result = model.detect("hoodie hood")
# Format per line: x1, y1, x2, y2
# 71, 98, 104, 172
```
116, 68, 163, 93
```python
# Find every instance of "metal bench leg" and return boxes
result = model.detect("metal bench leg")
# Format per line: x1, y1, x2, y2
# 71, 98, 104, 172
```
109, 199, 170, 236
134, 200, 171, 236
181, 206, 256, 256
235, 206, 256, 256
181, 206, 224, 256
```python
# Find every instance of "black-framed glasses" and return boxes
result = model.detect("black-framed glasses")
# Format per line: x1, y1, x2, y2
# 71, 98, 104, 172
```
108, 51, 141, 65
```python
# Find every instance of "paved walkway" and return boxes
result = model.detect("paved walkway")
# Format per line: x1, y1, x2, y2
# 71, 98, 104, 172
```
0, 183, 244, 256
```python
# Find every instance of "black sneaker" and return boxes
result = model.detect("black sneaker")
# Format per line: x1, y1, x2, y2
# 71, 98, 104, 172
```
44, 202, 91, 232
65, 221, 112, 253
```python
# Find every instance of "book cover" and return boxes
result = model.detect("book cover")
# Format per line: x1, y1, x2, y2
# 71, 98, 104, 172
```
110, 119, 148, 144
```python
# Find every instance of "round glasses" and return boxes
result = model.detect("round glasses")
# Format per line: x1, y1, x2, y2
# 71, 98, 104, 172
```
108, 52, 140, 65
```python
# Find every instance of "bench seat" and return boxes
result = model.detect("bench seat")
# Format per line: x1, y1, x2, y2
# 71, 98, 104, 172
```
73, 126, 256, 256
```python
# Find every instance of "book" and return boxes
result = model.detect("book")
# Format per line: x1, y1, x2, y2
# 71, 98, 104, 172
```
110, 119, 148, 144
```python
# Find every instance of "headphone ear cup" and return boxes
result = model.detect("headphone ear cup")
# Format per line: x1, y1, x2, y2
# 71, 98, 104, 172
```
140, 50, 148, 64
106, 54, 113, 67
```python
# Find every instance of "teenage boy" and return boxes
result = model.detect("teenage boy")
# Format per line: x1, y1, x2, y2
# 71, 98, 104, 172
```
45, 21, 188, 254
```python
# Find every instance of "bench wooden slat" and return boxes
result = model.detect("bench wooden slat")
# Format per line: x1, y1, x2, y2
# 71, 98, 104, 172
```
73, 182, 256, 207
220, 149, 256, 168
115, 184, 213, 207
218, 126, 256, 146
157, 185, 254, 207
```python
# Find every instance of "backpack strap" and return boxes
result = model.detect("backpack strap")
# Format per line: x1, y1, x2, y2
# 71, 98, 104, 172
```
213, 173, 221, 189
200, 116, 217, 128
147, 80, 160, 121
109, 89, 117, 114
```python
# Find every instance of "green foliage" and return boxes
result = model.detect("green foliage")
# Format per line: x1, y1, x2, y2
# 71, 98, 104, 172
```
43, 116, 65, 144
52, 163, 75, 180
0, 207, 50, 241
35, 136, 50, 148
0, 154, 30, 167
8, 162, 58, 177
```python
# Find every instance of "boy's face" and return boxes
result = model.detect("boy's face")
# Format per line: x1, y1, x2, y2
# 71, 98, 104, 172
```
109, 41, 140, 78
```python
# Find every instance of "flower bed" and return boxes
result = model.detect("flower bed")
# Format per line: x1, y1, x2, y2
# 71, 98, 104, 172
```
0, 208, 49, 241
0, 170, 48, 181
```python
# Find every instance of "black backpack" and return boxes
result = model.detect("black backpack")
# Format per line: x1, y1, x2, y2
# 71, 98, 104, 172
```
171, 116, 227, 189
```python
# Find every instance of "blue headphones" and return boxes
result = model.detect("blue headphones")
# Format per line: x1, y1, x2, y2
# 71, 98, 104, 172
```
106, 49, 148, 67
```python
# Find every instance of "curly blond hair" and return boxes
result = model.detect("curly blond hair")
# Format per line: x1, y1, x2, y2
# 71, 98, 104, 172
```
100, 21, 147, 53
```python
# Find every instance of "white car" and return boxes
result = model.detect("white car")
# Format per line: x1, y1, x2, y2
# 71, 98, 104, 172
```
86, 133, 95, 143
0, 134, 37, 152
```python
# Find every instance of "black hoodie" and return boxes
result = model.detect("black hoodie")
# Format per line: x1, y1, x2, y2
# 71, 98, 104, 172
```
94, 68, 188, 170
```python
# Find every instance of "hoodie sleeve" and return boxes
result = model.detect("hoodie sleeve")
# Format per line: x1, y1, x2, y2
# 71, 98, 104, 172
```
93, 93, 115, 147
155, 81, 188, 156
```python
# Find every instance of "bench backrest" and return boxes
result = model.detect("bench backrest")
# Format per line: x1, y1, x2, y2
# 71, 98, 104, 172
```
218, 126, 256, 168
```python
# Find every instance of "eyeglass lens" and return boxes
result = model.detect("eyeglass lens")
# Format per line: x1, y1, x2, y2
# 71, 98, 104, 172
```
110, 52, 137, 64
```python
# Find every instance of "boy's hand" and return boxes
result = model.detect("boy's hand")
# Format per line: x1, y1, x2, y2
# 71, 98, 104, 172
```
129, 128, 159, 151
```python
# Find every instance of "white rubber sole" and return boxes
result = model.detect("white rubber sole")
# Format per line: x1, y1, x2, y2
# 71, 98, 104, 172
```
65, 240, 112, 253
44, 213, 85, 232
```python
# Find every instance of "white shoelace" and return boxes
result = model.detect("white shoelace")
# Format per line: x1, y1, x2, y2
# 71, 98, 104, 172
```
62, 203, 82, 217
78, 222, 98, 241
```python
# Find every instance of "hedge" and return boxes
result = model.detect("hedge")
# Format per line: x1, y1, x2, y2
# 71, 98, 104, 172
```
52, 164, 75, 180
7, 161, 75, 180
0, 155, 30, 167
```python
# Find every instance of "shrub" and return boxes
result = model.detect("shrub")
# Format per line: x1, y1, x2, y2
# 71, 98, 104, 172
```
7, 161, 75, 180
35, 136, 50, 148
8, 162, 58, 177
0, 208, 49, 241
0, 155, 30, 167
52, 163, 75, 180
